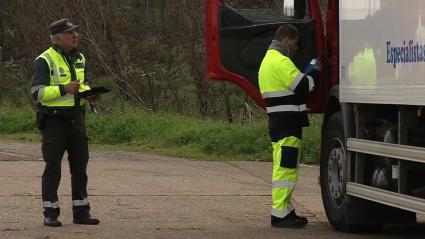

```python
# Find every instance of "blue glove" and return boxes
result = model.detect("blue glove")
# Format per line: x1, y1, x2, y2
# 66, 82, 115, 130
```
304, 59, 322, 75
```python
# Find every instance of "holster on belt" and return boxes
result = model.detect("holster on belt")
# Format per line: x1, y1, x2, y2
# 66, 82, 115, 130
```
36, 104, 83, 129
36, 105, 48, 130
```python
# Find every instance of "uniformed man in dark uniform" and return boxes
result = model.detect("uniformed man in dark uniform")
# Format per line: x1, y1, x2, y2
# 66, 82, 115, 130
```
31, 18, 100, 227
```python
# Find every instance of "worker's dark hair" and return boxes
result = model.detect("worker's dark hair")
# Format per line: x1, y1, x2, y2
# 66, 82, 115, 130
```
274, 24, 300, 41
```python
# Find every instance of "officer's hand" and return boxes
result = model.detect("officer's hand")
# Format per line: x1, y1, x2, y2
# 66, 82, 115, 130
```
87, 94, 100, 103
64, 81, 80, 94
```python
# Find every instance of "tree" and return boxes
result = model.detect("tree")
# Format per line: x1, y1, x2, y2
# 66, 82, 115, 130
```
1, 0, 276, 120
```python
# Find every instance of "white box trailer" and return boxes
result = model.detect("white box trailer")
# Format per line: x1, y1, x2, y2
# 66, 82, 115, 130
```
334, 0, 425, 231
205, 0, 425, 231
340, 0, 425, 105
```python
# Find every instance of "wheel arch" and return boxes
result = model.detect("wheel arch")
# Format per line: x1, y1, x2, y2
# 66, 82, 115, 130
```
322, 85, 355, 142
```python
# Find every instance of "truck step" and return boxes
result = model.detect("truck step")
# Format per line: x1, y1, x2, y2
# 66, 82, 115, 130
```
347, 138, 425, 163
346, 182, 425, 214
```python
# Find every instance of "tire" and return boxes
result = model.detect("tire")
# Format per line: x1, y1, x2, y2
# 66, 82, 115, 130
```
321, 112, 414, 232
320, 112, 350, 231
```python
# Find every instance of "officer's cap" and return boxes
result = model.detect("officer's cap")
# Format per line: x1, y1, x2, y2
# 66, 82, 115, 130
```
49, 18, 79, 35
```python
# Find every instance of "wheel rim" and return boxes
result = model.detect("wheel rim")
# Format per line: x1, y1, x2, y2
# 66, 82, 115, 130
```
327, 137, 346, 208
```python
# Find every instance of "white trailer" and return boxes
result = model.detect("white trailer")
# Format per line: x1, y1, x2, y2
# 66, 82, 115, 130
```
323, 0, 425, 230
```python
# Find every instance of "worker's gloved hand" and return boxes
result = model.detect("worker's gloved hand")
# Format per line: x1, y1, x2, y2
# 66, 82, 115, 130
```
304, 59, 322, 75
311, 59, 322, 71
304, 59, 322, 92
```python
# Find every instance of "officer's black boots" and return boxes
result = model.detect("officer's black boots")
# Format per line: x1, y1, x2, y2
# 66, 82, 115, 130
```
43, 217, 62, 227
73, 213, 100, 225
271, 210, 308, 228
43, 215, 99, 226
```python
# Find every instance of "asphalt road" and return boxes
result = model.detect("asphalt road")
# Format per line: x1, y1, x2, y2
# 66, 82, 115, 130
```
1, 141, 425, 239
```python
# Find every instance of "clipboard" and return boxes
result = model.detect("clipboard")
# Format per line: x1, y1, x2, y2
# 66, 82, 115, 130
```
78, 86, 110, 99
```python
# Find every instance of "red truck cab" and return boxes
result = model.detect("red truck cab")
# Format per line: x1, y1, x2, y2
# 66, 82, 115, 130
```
205, 0, 333, 112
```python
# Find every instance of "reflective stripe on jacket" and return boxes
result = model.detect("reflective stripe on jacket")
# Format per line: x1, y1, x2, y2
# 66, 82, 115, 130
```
31, 47, 90, 107
259, 49, 315, 136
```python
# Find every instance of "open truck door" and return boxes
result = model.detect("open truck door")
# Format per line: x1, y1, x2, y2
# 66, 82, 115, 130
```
205, 0, 326, 112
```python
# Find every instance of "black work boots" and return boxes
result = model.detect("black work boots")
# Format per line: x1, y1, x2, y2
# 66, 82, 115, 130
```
271, 211, 308, 228
43, 216, 62, 227
44, 214, 100, 227
73, 214, 100, 225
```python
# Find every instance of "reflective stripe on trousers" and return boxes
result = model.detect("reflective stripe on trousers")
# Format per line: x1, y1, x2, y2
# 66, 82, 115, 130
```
43, 201, 60, 209
271, 135, 301, 218
73, 197, 90, 207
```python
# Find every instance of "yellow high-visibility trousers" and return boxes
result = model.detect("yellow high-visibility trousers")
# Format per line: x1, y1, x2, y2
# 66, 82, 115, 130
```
271, 134, 301, 218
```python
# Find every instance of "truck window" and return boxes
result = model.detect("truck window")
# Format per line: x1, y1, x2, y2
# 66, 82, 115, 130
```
219, 2, 316, 90
206, 0, 325, 111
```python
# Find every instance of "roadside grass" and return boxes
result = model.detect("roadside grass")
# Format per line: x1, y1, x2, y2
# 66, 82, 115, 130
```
302, 114, 322, 164
0, 106, 322, 163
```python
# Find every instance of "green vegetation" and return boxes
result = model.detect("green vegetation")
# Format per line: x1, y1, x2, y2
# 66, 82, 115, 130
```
0, 106, 322, 163
302, 114, 322, 164
1, 0, 324, 163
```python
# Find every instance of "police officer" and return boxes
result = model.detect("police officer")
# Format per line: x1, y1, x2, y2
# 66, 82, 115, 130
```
258, 24, 321, 228
31, 18, 100, 227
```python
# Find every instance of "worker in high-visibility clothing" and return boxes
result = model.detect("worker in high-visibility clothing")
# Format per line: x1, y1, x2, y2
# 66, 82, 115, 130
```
31, 19, 100, 227
259, 24, 321, 228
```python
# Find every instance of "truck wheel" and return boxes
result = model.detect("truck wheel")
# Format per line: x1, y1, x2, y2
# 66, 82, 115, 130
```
320, 112, 350, 231
321, 112, 414, 232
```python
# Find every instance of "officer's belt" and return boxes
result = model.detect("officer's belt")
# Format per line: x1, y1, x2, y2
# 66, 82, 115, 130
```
39, 106, 84, 121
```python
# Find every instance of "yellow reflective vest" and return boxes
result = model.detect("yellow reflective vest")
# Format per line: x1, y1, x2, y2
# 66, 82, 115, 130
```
259, 49, 315, 135
33, 47, 90, 107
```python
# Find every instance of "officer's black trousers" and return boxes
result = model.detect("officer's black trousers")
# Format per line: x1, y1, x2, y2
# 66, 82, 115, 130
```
41, 113, 90, 218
